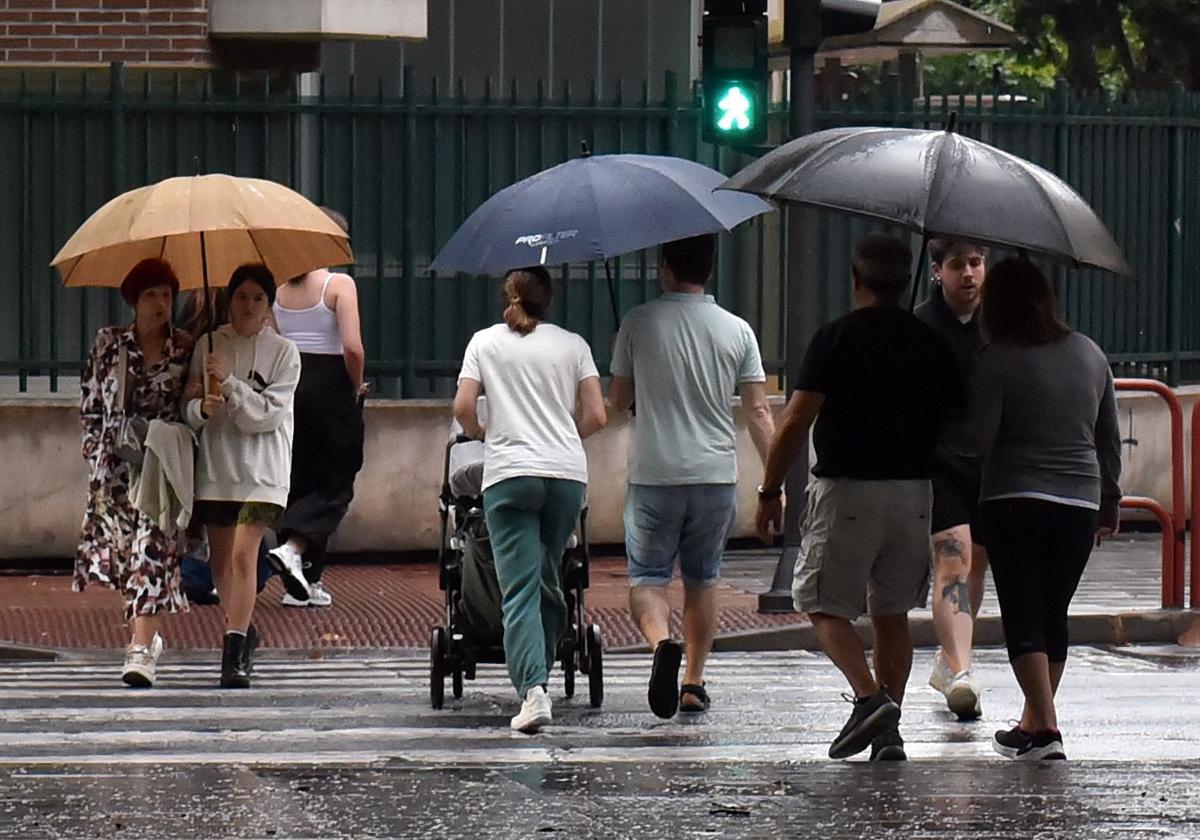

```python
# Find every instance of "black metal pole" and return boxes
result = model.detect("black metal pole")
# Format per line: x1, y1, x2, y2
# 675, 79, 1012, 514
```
758, 20, 817, 614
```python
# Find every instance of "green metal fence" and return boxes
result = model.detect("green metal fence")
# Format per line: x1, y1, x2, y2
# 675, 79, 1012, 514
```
0, 65, 1197, 395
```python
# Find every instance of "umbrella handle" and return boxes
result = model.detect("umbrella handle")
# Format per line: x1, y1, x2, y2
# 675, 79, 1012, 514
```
909, 235, 930, 313
604, 260, 619, 327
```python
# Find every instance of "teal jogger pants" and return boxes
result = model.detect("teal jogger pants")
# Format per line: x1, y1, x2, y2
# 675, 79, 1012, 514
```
483, 476, 586, 697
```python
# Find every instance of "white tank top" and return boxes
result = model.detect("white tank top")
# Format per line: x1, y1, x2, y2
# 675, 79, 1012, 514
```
273, 273, 345, 355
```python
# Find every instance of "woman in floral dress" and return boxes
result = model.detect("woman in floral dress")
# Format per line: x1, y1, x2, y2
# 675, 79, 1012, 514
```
77, 258, 194, 688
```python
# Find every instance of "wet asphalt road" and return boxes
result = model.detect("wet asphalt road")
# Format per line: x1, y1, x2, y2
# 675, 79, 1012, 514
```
1, 646, 1198, 838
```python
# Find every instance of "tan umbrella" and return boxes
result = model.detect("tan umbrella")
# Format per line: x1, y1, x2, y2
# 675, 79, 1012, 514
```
51, 174, 353, 292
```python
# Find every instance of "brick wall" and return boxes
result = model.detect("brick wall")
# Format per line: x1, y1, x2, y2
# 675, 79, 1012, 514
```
0, 0, 212, 66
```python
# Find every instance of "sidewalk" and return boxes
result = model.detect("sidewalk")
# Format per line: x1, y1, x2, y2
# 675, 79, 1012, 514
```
0, 534, 1195, 654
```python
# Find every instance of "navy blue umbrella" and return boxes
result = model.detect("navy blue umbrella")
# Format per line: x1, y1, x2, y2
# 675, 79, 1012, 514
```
430, 150, 774, 321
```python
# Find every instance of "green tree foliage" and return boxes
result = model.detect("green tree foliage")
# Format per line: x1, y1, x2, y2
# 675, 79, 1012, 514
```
924, 0, 1200, 94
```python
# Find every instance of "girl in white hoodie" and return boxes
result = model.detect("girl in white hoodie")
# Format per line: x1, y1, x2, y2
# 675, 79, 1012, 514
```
184, 264, 302, 688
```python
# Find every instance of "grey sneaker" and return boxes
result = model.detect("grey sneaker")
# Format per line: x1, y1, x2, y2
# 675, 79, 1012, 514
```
122, 633, 164, 688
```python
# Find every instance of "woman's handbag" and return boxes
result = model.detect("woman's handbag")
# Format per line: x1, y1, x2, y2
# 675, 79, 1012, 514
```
112, 343, 149, 465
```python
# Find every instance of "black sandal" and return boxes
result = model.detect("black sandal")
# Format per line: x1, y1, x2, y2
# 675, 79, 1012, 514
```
648, 639, 682, 719
679, 682, 710, 713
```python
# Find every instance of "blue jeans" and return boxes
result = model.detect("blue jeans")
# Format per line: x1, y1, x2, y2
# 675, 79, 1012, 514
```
624, 484, 737, 589
483, 476, 586, 696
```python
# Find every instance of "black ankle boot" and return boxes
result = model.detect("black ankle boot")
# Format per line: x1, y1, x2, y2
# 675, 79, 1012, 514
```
241, 623, 260, 675
220, 632, 250, 689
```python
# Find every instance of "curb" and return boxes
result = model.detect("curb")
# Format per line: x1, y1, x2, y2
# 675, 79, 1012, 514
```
0, 643, 59, 661
611, 610, 1200, 654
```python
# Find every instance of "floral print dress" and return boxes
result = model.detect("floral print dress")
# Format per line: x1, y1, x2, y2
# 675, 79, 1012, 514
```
76, 325, 194, 620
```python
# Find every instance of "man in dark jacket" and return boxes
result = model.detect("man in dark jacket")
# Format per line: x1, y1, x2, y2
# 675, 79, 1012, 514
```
914, 239, 988, 720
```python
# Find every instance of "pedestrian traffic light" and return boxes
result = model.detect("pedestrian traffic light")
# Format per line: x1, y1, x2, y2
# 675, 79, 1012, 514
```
784, 0, 881, 50
702, 1, 769, 147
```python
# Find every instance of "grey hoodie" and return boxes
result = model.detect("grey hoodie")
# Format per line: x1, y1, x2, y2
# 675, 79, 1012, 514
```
184, 324, 301, 507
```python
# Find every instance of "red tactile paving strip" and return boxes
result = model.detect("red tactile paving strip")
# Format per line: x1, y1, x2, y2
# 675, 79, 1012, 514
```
0, 560, 807, 651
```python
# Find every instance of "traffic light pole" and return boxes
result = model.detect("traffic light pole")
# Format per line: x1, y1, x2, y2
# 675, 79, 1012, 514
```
757, 4, 819, 613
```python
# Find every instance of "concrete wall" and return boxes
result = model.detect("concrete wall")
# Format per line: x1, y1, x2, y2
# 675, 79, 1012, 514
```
2, 387, 1196, 559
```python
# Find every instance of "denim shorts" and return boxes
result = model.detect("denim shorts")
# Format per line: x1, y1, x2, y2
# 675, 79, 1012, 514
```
624, 483, 737, 589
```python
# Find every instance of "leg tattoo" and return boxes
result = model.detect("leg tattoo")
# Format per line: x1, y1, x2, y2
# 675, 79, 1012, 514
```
941, 579, 971, 615
933, 534, 967, 561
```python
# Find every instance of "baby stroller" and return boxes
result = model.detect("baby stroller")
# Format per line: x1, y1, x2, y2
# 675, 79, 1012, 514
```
430, 435, 604, 709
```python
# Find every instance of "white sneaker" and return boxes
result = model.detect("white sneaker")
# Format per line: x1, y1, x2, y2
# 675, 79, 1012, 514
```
946, 670, 983, 720
510, 686, 553, 733
122, 633, 164, 688
283, 581, 332, 608
928, 649, 954, 695
267, 544, 311, 602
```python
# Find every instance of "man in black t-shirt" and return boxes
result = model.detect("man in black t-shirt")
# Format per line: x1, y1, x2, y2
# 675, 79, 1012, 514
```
755, 234, 964, 761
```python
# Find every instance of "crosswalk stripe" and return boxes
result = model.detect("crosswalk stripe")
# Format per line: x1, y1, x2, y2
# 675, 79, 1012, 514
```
3, 652, 1196, 766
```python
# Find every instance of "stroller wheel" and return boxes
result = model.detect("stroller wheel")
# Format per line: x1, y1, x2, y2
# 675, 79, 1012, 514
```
563, 659, 576, 698
587, 624, 604, 709
452, 667, 464, 699
430, 627, 446, 710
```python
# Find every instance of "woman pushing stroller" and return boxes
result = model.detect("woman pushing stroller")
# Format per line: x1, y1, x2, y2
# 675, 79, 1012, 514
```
453, 266, 606, 732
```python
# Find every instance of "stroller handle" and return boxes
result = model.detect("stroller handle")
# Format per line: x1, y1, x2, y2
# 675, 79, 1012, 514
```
442, 434, 484, 503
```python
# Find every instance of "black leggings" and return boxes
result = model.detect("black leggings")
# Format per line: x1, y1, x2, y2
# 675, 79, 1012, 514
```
980, 498, 1098, 664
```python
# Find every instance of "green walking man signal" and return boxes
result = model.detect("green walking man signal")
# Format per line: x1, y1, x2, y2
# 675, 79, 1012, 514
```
717, 85, 753, 131
701, 0, 768, 146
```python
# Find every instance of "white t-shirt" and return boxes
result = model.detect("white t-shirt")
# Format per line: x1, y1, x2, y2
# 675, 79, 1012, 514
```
458, 322, 599, 492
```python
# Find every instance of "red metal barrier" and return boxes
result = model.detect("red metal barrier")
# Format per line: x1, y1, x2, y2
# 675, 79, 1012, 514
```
1120, 497, 1175, 609
1114, 379, 1186, 609
1191, 399, 1200, 609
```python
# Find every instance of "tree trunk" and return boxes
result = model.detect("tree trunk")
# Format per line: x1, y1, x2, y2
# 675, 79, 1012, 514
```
1054, 4, 1104, 90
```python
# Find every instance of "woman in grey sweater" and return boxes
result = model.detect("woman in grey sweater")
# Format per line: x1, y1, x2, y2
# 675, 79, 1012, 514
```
970, 258, 1121, 761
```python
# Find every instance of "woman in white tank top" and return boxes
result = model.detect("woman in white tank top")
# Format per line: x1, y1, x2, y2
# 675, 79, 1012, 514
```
268, 207, 366, 608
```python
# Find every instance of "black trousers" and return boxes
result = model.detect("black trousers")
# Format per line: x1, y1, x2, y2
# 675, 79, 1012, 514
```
276, 353, 364, 583
980, 498, 1098, 664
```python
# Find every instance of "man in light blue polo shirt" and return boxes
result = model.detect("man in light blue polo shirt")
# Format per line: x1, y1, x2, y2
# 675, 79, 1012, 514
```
609, 233, 774, 719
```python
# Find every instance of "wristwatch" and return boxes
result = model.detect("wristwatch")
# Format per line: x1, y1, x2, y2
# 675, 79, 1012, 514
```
757, 484, 782, 501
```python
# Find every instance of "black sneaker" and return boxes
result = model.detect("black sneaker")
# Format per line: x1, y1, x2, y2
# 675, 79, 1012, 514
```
991, 725, 1030, 759
993, 726, 1066, 760
1017, 729, 1066, 761
829, 688, 901, 759
869, 727, 907, 761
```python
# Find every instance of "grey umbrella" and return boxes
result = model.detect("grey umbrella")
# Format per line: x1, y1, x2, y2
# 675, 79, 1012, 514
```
719, 122, 1132, 281
431, 148, 774, 322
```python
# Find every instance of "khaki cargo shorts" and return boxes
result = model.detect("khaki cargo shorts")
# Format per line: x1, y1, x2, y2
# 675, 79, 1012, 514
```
792, 477, 933, 620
